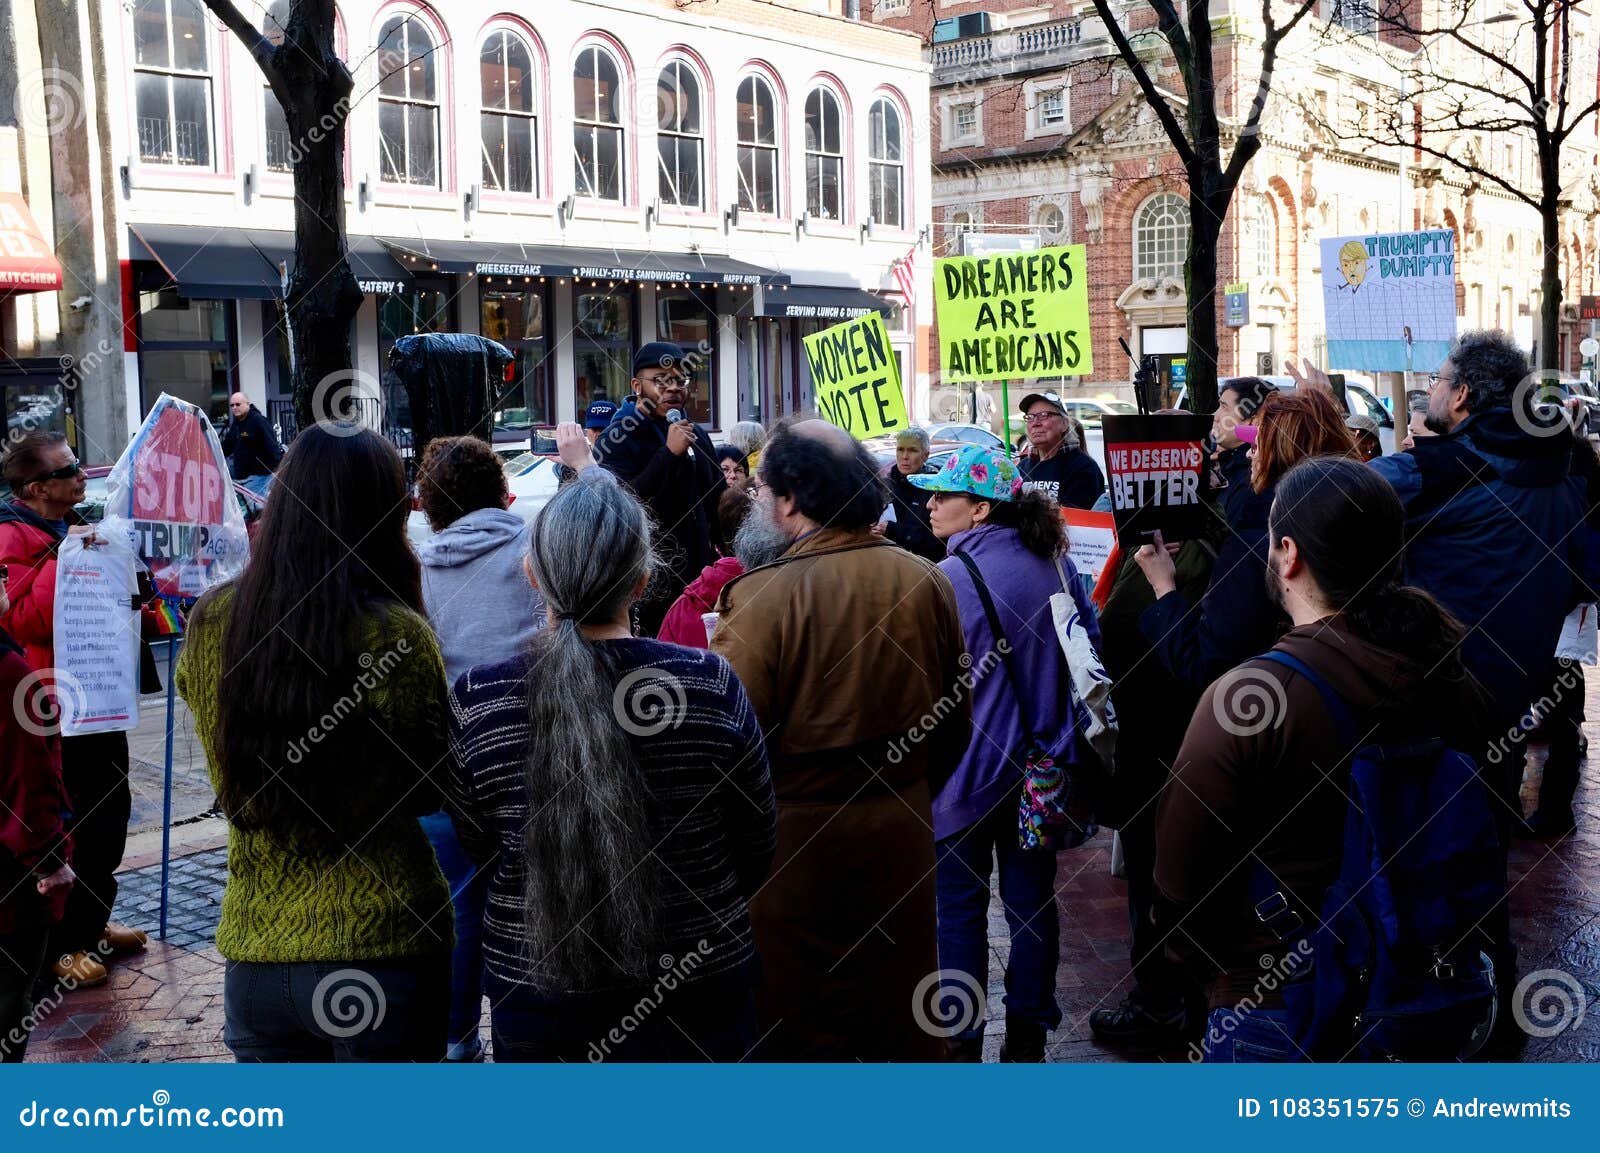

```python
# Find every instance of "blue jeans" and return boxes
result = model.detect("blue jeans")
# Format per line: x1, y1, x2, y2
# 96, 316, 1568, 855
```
420, 812, 489, 1060
1202, 1005, 1295, 1062
223, 957, 447, 1062
935, 804, 1062, 1038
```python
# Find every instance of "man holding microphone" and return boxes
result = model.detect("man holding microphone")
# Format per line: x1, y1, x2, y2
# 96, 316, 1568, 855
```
594, 342, 727, 636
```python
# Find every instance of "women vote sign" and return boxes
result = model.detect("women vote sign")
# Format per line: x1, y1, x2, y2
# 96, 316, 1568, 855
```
101, 393, 250, 596
1100, 414, 1213, 549
934, 245, 1093, 381
802, 312, 909, 440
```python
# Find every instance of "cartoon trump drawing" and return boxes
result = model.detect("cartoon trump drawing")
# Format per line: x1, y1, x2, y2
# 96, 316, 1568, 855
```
1337, 240, 1371, 291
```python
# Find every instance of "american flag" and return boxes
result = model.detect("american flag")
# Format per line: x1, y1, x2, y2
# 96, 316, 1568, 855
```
890, 244, 918, 312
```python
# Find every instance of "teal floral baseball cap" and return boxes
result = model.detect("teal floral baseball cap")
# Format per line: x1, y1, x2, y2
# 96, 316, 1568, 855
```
907, 444, 1019, 501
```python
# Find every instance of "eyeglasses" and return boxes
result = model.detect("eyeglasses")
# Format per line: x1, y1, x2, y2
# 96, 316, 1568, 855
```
1023, 411, 1063, 425
27, 459, 83, 486
639, 371, 688, 388
1427, 372, 1455, 388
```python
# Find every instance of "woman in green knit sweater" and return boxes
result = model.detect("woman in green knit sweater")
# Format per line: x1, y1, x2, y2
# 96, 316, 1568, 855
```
178, 426, 452, 1062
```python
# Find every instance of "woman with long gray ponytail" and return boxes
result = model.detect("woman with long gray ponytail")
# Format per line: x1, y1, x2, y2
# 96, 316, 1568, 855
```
447, 471, 776, 1061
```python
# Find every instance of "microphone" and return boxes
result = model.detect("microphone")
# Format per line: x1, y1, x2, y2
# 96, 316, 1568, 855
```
664, 408, 694, 458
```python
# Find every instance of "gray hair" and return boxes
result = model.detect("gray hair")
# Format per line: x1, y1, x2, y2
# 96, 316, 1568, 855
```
519, 469, 659, 988
895, 426, 931, 454
1447, 330, 1530, 414
727, 420, 766, 457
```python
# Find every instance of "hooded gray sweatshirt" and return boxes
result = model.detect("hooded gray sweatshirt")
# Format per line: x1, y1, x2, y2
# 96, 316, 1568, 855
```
416, 507, 543, 687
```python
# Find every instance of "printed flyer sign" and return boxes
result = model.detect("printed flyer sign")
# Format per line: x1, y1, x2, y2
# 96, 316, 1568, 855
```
101, 393, 251, 597
1320, 229, 1457, 373
53, 533, 141, 735
934, 245, 1093, 381
802, 312, 909, 440
1100, 414, 1213, 549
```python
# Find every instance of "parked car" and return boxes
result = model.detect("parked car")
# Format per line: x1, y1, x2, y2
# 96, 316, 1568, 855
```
1058, 397, 1140, 427
923, 422, 1004, 449
1175, 375, 1398, 456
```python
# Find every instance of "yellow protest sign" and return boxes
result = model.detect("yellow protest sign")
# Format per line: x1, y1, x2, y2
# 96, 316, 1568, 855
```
801, 312, 909, 440
933, 244, 1093, 381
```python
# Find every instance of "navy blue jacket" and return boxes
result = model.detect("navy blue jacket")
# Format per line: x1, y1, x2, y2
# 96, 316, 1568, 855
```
1138, 469, 1283, 697
1371, 410, 1593, 732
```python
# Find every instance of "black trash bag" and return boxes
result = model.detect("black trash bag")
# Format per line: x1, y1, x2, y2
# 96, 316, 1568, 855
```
387, 332, 513, 456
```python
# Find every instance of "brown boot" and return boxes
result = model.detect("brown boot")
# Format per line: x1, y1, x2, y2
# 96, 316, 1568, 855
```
51, 951, 108, 988
100, 922, 148, 954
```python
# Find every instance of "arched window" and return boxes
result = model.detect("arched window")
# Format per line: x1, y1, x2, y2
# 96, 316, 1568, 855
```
1252, 194, 1277, 277
133, 0, 214, 167
736, 74, 779, 215
867, 97, 903, 229
1037, 203, 1065, 243
574, 43, 624, 201
657, 59, 703, 209
805, 87, 843, 221
376, 13, 440, 187
261, 1, 292, 171
481, 28, 538, 194
1134, 192, 1190, 281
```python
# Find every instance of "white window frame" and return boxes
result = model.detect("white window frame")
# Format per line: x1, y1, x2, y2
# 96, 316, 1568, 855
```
804, 86, 846, 222
656, 58, 705, 210
867, 97, 904, 230
573, 43, 626, 203
735, 73, 781, 217
941, 93, 984, 148
1023, 76, 1069, 140
131, 0, 217, 170
1133, 192, 1191, 281
376, 12, 442, 189
1036, 201, 1067, 244
479, 27, 540, 196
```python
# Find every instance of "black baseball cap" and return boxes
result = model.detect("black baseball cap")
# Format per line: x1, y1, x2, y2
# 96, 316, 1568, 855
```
632, 341, 687, 376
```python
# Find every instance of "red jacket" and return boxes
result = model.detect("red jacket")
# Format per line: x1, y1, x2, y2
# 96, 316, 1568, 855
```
657, 557, 744, 648
0, 636, 71, 932
0, 500, 63, 674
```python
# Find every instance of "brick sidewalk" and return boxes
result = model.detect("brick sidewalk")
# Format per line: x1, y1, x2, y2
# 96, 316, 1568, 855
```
21, 745, 1600, 1063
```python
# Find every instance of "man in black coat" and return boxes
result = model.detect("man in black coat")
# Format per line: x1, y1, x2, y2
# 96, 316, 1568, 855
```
873, 427, 944, 562
594, 341, 727, 636
221, 393, 283, 493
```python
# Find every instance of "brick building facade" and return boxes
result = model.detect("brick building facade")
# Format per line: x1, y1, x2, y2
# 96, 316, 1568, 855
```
869, 0, 1600, 416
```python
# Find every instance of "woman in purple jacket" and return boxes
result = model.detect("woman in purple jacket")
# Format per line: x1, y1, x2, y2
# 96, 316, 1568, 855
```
910, 445, 1101, 1063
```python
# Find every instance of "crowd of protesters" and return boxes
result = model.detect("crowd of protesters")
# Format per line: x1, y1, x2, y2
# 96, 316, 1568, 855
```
2, 327, 1595, 1065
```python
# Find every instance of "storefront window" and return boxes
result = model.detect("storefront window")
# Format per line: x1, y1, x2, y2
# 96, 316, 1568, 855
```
482, 289, 552, 428
573, 289, 634, 411
657, 290, 716, 427
136, 293, 234, 420
737, 316, 782, 424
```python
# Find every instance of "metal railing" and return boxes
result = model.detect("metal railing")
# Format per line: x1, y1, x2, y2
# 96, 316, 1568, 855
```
269, 396, 390, 446
137, 117, 207, 165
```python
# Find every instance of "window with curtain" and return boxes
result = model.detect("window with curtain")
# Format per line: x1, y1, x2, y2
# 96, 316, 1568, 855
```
867, 98, 903, 229
133, 0, 214, 168
376, 14, 440, 187
805, 88, 843, 221
736, 75, 779, 216
657, 60, 704, 209
1134, 193, 1191, 281
574, 45, 624, 201
480, 29, 538, 194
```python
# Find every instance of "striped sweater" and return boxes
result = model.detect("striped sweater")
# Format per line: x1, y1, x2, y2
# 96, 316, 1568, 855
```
447, 638, 776, 991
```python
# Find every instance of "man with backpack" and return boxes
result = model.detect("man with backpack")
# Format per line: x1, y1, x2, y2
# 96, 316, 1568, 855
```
1155, 458, 1502, 1062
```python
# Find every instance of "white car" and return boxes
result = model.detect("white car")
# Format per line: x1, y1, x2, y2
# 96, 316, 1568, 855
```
1059, 397, 1140, 427
406, 452, 562, 546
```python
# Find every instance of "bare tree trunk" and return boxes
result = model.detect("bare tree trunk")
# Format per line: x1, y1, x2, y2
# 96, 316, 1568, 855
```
1540, 182, 1563, 372
204, 0, 361, 429
1184, 180, 1224, 414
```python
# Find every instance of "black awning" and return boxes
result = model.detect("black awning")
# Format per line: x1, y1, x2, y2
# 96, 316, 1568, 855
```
245, 230, 412, 295
758, 284, 891, 321
128, 223, 282, 299
129, 225, 413, 298
378, 237, 788, 287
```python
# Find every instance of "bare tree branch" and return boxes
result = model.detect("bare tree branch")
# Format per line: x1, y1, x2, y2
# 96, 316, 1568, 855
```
1089, 0, 1197, 167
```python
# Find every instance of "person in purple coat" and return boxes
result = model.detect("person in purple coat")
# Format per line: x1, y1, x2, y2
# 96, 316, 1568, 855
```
909, 445, 1102, 1062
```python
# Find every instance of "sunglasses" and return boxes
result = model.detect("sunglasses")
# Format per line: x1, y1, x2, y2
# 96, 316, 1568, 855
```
28, 459, 84, 486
